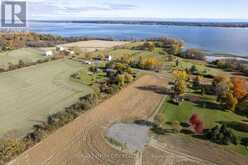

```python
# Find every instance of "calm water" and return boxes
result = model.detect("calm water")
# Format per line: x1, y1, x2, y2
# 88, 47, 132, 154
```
28, 22, 248, 57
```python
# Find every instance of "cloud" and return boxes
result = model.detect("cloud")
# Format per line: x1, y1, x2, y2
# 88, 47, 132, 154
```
58, 3, 137, 14
27, 0, 138, 18
28, 1, 137, 13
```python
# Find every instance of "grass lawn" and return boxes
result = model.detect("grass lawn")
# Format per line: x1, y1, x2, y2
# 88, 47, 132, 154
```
158, 98, 248, 155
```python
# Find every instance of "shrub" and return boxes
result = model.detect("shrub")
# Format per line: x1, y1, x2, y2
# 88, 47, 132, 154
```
171, 121, 182, 133
190, 65, 198, 74
116, 74, 125, 87
89, 66, 97, 73
237, 95, 248, 117
241, 138, 248, 147
225, 92, 238, 112
124, 73, 134, 83
204, 124, 237, 145
0, 138, 26, 164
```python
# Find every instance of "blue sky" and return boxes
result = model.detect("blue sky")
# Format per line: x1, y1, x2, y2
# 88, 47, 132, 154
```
28, 0, 248, 20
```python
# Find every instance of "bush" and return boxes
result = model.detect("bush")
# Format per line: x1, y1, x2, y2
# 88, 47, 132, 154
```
241, 138, 248, 147
89, 66, 97, 73
204, 124, 238, 145
0, 138, 26, 164
237, 95, 248, 117
171, 121, 182, 133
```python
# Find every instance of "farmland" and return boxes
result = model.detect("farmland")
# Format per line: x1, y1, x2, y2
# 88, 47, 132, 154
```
0, 60, 92, 137
1, 38, 248, 165
41, 40, 129, 52
0, 48, 46, 69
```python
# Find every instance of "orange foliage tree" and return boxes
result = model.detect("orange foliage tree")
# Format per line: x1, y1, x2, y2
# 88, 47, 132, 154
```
231, 77, 247, 100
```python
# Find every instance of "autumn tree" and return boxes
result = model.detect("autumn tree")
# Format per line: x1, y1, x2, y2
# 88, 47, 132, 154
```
173, 69, 188, 95
137, 56, 162, 71
214, 76, 233, 102
144, 57, 162, 71
231, 77, 247, 101
174, 79, 186, 95
173, 69, 188, 81
225, 91, 238, 111
189, 114, 204, 134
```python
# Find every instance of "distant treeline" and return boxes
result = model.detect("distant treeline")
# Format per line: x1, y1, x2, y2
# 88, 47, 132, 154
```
33, 20, 248, 28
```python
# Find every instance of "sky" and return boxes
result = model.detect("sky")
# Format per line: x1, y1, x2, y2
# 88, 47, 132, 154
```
26, 0, 248, 21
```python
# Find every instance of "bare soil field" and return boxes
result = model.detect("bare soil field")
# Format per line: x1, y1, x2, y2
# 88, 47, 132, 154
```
7, 74, 247, 165
0, 60, 92, 137
143, 135, 248, 165
0, 48, 46, 69
41, 40, 129, 52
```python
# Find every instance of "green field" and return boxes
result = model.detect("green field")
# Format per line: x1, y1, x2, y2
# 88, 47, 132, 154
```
158, 98, 248, 155
0, 60, 92, 138
0, 48, 46, 69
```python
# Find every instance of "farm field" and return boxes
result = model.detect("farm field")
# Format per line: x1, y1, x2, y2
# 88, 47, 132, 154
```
0, 59, 92, 138
8, 75, 248, 165
41, 40, 129, 52
8, 75, 166, 165
0, 48, 46, 69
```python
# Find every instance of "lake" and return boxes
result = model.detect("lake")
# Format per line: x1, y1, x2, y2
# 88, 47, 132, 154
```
28, 22, 248, 57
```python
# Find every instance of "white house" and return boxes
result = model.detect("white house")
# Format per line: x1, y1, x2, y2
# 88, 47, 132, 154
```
45, 51, 53, 57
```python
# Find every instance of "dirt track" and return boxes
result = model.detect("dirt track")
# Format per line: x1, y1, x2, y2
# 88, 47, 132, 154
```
8, 75, 165, 165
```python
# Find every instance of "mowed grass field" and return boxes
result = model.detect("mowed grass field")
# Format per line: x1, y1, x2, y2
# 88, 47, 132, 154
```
0, 59, 93, 137
0, 48, 46, 69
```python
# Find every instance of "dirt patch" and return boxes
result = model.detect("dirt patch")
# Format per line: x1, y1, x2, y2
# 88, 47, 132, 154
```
106, 123, 150, 152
